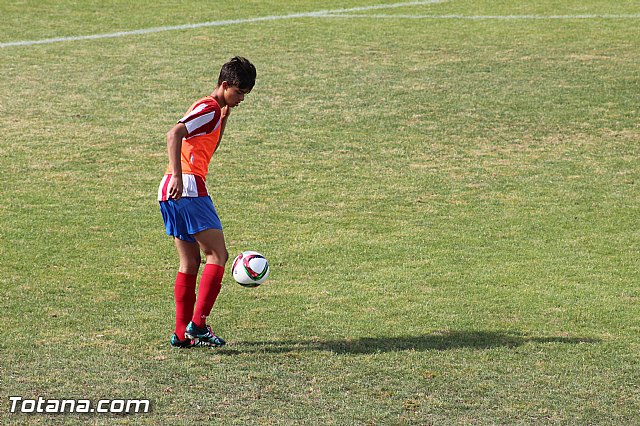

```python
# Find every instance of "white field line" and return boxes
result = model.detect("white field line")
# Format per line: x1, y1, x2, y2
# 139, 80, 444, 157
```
0, 0, 449, 48
324, 13, 640, 20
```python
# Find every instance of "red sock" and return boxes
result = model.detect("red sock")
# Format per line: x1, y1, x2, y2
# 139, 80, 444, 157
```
174, 272, 197, 339
192, 264, 224, 328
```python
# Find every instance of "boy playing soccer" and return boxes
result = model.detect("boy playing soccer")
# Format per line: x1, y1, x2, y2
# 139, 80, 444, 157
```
158, 56, 257, 348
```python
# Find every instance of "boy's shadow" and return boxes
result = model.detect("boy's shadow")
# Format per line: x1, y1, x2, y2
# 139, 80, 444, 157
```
222, 330, 598, 355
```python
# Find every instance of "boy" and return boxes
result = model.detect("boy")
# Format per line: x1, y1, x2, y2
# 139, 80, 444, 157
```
158, 56, 257, 348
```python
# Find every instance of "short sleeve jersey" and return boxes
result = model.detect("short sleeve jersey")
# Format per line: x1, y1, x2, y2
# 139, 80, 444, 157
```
172, 96, 222, 178
158, 96, 222, 201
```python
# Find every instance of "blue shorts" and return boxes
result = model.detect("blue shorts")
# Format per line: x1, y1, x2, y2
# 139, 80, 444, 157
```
159, 196, 222, 242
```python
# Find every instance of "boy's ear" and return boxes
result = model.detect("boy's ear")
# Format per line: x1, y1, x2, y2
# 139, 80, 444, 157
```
220, 81, 229, 90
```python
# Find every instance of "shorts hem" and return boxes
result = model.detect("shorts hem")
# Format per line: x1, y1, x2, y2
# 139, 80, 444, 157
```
165, 224, 223, 238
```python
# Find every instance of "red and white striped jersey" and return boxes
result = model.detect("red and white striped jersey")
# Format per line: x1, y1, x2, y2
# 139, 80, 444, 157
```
158, 174, 209, 202
179, 97, 222, 140
158, 96, 222, 201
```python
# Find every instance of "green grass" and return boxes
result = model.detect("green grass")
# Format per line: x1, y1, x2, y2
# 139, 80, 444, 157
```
1, 0, 639, 424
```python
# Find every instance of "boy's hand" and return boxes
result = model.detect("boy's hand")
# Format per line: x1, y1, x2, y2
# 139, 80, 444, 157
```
167, 175, 183, 200
216, 106, 232, 153
221, 105, 231, 121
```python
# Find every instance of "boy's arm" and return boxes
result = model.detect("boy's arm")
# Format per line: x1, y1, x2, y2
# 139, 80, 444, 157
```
215, 106, 231, 153
166, 123, 188, 200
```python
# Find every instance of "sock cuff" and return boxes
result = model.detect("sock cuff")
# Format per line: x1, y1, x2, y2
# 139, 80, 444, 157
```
202, 263, 225, 276
176, 272, 198, 288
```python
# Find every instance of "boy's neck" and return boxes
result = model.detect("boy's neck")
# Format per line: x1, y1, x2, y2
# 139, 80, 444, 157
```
211, 87, 226, 108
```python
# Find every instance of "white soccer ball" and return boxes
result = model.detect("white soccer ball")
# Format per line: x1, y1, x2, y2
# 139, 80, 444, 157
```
231, 251, 270, 287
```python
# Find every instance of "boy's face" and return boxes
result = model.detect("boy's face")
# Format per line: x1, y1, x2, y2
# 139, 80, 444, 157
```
223, 83, 250, 108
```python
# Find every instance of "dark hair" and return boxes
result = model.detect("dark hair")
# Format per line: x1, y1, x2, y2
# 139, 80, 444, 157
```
217, 56, 256, 92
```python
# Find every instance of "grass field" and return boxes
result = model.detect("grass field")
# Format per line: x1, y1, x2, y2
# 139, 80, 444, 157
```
1, 0, 639, 424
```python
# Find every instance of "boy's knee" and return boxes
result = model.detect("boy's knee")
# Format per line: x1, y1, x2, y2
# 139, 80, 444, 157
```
204, 248, 228, 265
218, 248, 229, 265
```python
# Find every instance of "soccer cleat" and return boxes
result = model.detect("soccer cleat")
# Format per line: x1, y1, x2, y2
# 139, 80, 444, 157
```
170, 333, 196, 349
184, 322, 226, 347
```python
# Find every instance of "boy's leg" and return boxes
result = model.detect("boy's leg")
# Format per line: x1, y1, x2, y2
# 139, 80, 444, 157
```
191, 228, 229, 328
173, 238, 201, 338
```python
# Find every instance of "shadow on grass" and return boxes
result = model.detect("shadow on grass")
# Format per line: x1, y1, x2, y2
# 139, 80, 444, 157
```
221, 330, 599, 355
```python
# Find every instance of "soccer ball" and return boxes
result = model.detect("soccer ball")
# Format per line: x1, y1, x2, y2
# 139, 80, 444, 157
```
231, 251, 270, 287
